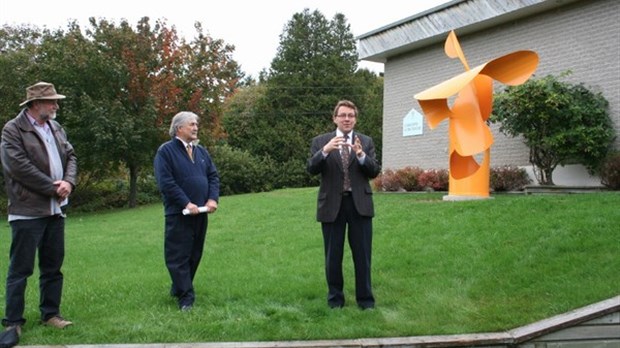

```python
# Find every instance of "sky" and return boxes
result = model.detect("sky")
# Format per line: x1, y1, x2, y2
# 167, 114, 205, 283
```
0, 0, 449, 78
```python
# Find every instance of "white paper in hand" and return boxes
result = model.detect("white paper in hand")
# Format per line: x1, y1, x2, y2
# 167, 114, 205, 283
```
182, 206, 209, 215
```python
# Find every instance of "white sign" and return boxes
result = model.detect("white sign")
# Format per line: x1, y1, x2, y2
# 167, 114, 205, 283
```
403, 109, 424, 136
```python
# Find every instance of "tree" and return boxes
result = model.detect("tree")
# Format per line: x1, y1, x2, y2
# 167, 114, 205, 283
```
176, 22, 242, 146
0, 25, 44, 123
222, 9, 383, 189
0, 18, 241, 208
63, 18, 171, 207
264, 9, 360, 165
83, 18, 240, 206
491, 73, 615, 185
351, 68, 384, 163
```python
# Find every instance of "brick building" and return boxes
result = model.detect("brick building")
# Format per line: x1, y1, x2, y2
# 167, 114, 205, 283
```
357, 0, 619, 186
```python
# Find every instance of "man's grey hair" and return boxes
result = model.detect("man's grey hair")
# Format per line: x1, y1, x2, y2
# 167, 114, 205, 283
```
169, 111, 199, 137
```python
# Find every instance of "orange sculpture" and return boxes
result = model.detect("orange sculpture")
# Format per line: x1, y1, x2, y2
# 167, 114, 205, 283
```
414, 31, 538, 199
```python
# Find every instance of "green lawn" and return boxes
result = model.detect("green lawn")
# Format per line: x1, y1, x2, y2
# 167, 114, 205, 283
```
0, 188, 618, 345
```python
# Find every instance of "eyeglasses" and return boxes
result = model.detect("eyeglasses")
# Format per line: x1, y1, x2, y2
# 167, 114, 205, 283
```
336, 113, 356, 119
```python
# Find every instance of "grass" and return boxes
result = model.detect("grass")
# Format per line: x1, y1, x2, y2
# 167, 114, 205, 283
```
0, 188, 618, 345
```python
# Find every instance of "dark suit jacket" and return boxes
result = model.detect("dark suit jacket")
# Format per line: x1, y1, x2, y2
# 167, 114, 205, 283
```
307, 131, 381, 223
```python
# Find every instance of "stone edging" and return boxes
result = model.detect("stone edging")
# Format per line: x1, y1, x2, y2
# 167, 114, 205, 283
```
22, 295, 620, 348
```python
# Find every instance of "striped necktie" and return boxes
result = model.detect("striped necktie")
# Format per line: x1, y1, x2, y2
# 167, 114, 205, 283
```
342, 134, 351, 191
186, 144, 193, 161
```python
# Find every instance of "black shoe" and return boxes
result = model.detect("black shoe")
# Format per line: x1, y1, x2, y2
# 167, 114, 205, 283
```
180, 304, 193, 312
328, 302, 344, 309
359, 303, 375, 310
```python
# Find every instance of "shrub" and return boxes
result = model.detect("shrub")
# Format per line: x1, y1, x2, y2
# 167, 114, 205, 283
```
600, 152, 620, 190
417, 169, 449, 191
209, 144, 275, 196
70, 177, 160, 213
374, 167, 449, 192
372, 169, 401, 192
490, 165, 532, 192
491, 72, 615, 185
375, 166, 529, 193
395, 166, 425, 191
371, 172, 384, 191
271, 158, 316, 189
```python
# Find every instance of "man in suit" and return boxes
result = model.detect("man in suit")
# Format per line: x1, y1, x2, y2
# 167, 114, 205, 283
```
307, 100, 381, 310
154, 111, 220, 311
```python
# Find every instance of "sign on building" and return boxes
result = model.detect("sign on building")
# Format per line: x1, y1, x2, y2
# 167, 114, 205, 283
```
403, 109, 424, 136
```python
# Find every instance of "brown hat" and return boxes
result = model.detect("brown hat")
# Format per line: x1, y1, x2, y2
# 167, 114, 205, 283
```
19, 82, 66, 107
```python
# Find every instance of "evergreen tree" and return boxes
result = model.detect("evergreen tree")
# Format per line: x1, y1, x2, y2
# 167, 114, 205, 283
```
238, 10, 365, 187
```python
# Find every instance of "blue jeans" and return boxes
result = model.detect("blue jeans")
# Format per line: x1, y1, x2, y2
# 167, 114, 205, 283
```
2, 215, 65, 326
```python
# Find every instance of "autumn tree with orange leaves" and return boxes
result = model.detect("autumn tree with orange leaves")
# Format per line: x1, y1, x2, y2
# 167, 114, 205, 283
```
0, 18, 241, 207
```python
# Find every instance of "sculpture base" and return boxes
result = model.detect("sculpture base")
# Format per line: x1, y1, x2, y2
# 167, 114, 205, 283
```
442, 195, 493, 201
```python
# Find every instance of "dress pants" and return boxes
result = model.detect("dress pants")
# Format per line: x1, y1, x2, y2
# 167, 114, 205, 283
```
3, 215, 65, 326
321, 194, 374, 308
164, 213, 207, 307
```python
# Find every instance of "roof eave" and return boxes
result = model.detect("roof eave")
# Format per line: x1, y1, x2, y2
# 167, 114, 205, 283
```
357, 0, 581, 63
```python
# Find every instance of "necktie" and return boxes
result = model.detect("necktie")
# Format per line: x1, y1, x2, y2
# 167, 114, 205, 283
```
186, 144, 193, 161
342, 134, 351, 192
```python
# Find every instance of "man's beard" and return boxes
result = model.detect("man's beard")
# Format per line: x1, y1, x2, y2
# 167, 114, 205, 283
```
39, 113, 57, 121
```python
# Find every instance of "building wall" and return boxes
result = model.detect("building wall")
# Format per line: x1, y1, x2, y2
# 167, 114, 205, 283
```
382, 0, 620, 185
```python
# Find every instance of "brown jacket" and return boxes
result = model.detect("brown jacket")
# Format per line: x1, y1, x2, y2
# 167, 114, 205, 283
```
1, 110, 77, 216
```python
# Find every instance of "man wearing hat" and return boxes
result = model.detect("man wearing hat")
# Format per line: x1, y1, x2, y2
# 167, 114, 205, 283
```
0, 82, 77, 336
